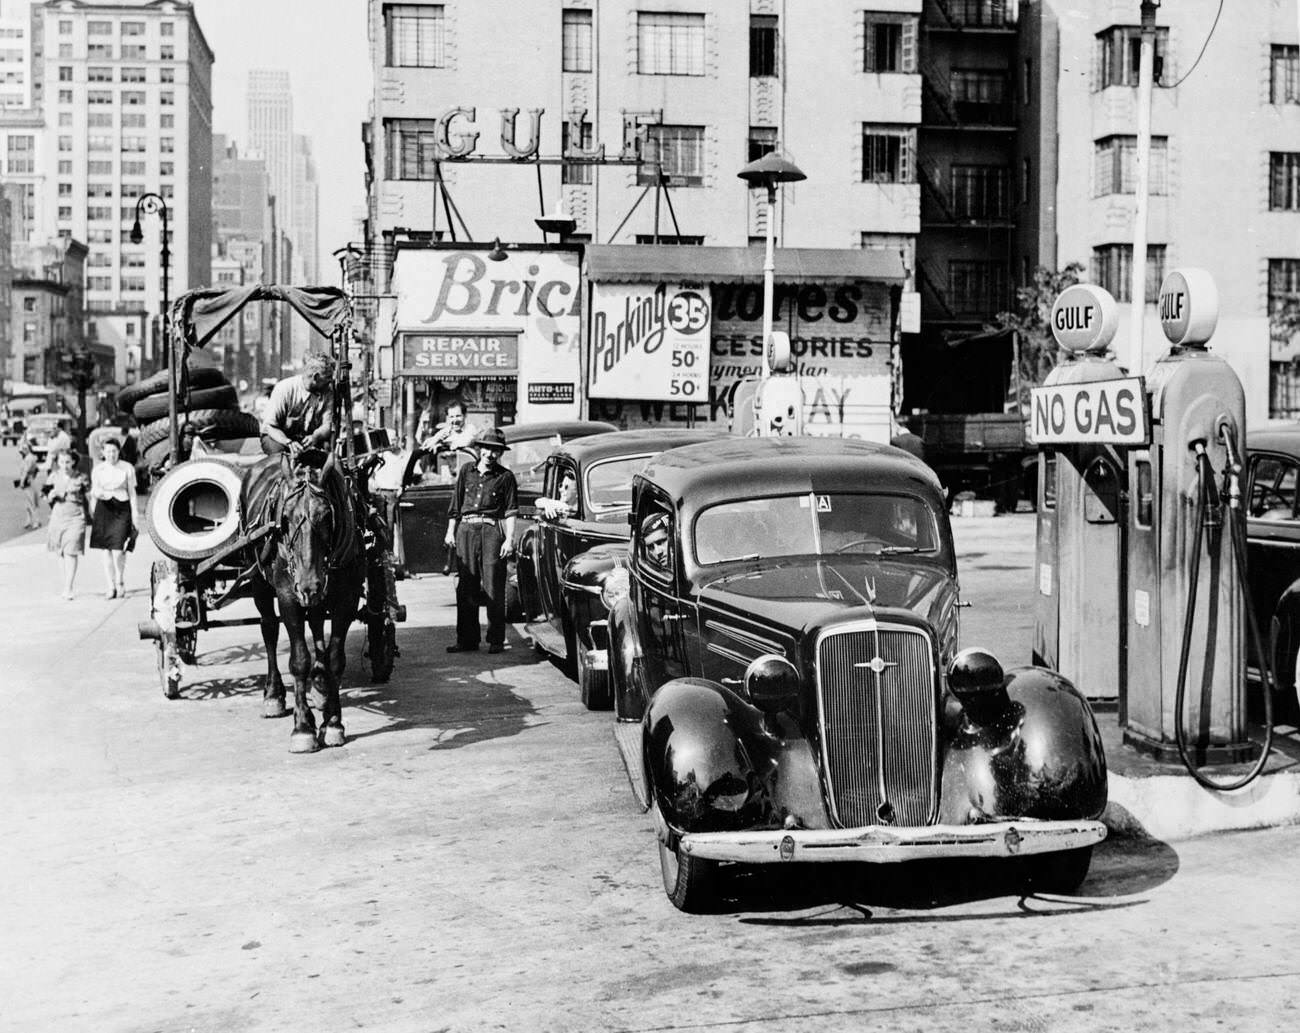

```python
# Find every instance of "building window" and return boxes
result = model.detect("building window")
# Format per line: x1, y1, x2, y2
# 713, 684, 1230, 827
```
385, 118, 438, 179
160, 136, 174, 153
58, 89, 72, 103
1093, 244, 1167, 303
160, 161, 174, 177
1270, 259, 1300, 331
89, 111, 113, 127
87, 183, 113, 198
160, 113, 174, 129
59, 20, 71, 34
750, 15, 777, 77
122, 90, 145, 105
121, 183, 144, 198
88, 20, 112, 35
949, 68, 1009, 122
121, 136, 147, 153
951, 164, 1009, 219
1094, 135, 1169, 195
861, 124, 915, 183
639, 124, 705, 186
948, 260, 1008, 317
160, 91, 173, 106
634, 234, 704, 245
88, 229, 113, 243
121, 45, 146, 60
87, 206, 113, 222
747, 126, 777, 163
89, 135, 114, 152
58, 159, 73, 175
121, 162, 145, 176
637, 12, 705, 76
88, 160, 113, 175
561, 120, 593, 184
87, 276, 112, 292
562, 8, 592, 73
121, 21, 145, 36
58, 43, 72, 58
1273, 46, 1300, 105
89, 66, 113, 82
58, 111, 72, 127
87, 45, 112, 60
385, 4, 445, 68
120, 67, 146, 83
88, 90, 112, 104
1095, 25, 1169, 90
160, 67, 175, 82
6, 134, 33, 174
1271, 153, 1300, 210
160, 45, 174, 61
58, 207, 73, 221
58, 66, 72, 81
161, 22, 175, 36
57, 135, 72, 152
863, 14, 916, 73
120, 276, 146, 292
123, 111, 147, 128
122, 253, 145, 269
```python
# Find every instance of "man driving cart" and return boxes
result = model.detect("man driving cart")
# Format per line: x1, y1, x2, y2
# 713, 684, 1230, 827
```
259, 353, 336, 459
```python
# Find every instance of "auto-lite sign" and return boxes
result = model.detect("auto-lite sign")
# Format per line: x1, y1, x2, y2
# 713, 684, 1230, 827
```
588, 284, 711, 401
1029, 377, 1150, 446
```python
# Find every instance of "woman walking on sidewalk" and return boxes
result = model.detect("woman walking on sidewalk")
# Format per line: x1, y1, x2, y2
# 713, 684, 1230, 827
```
89, 436, 138, 599
15, 440, 42, 529
45, 448, 90, 600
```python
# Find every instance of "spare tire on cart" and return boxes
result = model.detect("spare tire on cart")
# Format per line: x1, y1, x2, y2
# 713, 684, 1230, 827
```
147, 456, 248, 562
132, 384, 239, 423
117, 364, 228, 416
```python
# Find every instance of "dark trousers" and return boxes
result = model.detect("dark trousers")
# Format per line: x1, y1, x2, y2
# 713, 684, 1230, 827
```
455, 520, 506, 647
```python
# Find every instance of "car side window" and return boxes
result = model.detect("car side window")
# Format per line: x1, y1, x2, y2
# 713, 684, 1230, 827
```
637, 508, 674, 580
1248, 456, 1299, 521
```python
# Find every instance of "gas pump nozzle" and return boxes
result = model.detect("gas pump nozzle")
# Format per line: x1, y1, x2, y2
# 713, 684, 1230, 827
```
1191, 441, 1222, 527
1218, 421, 1244, 513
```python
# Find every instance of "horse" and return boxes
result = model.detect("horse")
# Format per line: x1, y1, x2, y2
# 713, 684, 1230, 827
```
244, 450, 366, 753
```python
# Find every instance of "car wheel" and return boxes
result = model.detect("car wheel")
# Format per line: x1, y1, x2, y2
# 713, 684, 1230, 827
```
1023, 846, 1093, 895
659, 835, 717, 914
577, 633, 612, 710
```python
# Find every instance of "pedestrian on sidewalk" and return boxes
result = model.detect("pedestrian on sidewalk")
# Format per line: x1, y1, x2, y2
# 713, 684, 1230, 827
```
89, 436, 138, 599
15, 440, 42, 529
444, 428, 518, 654
44, 448, 90, 600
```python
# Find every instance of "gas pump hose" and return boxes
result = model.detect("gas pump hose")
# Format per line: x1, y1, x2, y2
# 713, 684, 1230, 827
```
1173, 441, 1275, 791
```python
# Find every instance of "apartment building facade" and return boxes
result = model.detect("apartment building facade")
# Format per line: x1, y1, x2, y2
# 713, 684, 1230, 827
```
38, 0, 213, 376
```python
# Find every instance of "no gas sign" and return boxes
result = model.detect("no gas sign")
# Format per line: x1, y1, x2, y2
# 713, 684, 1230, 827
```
1029, 376, 1150, 446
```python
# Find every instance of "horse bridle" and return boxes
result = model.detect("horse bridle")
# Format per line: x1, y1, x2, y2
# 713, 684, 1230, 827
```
263, 476, 350, 595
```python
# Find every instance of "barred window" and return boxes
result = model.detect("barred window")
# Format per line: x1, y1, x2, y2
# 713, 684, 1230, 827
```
951, 164, 1009, 219
639, 124, 705, 186
562, 8, 592, 73
948, 260, 1008, 317
1095, 25, 1169, 90
861, 124, 914, 183
637, 12, 705, 76
749, 15, 777, 78
747, 126, 777, 164
1270, 259, 1300, 324
1093, 135, 1168, 195
385, 118, 439, 179
561, 120, 593, 185
385, 4, 445, 68
864, 14, 916, 73
1273, 46, 1300, 105
1092, 244, 1167, 303
1271, 153, 1300, 210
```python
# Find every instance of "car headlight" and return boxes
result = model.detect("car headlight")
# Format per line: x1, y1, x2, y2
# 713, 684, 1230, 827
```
946, 648, 1013, 725
744, 654, 800, 714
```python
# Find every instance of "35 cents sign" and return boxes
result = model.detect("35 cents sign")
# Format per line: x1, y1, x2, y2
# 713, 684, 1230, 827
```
588, 284, 711, 401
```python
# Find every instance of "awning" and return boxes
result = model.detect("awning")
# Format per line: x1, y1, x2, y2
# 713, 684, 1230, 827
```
584, 245, 906, 285
172, 285, 351, 351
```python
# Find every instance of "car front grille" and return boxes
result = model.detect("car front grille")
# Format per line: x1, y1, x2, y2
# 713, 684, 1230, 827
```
816, 623, 939, 828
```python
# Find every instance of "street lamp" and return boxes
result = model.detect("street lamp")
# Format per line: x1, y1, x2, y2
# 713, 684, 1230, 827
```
737, 153, 806, 376
130, 191, 174, 458
535, 200, 577, 243
130, 192, 170, 370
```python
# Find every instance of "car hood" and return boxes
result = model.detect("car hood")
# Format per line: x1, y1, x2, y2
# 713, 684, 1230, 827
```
697, 556, 955, 632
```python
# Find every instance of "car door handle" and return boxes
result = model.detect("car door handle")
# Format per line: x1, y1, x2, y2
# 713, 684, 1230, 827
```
721, 677, 742, 687
663, 613, 685, 623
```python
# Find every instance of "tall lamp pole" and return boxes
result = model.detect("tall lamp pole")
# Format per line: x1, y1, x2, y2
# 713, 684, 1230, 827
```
737, 153, 806, 376
131, 192, 172, 457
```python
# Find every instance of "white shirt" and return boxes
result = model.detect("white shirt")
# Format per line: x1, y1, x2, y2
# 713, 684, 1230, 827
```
91, 460, 131, 502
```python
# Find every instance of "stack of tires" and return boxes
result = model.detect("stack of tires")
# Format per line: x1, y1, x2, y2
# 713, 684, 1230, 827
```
117, 364, 260, 481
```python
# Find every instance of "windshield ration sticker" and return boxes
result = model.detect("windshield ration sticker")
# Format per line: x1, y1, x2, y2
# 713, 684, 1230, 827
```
799, 496, 810, 508
816, 495, 832, 512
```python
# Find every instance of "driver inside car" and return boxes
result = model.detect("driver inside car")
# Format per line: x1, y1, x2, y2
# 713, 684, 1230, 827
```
642, 513, 670, 568
536, 471, 578, 520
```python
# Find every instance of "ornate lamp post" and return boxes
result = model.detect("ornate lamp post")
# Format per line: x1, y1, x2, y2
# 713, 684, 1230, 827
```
737, 153, 805, 376
130, 192, 174, 457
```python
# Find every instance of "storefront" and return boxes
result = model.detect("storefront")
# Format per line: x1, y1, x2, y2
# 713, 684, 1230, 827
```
388, 243, 583, 439
582, 245, 906, 441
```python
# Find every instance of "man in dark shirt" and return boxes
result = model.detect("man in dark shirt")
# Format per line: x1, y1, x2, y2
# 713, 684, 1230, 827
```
445, 427, 518, 653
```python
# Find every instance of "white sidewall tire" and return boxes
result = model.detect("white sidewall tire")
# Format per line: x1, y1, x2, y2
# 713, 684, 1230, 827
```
147, 458, 245, 561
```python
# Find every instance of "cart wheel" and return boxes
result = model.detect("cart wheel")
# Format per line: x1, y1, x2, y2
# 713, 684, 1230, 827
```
156, 640, 181, 700
368, 617, 397, 683
175, 627, 197, 666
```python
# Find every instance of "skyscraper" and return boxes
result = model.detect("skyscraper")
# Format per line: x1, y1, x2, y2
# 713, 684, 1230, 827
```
246, 68, 292, 255
291, 132, 318, 284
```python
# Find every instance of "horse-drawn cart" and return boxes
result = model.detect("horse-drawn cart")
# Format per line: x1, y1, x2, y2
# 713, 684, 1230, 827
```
136, 285, 403, 750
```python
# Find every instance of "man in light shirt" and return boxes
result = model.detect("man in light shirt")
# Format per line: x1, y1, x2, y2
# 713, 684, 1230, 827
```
259, 353, 335, 459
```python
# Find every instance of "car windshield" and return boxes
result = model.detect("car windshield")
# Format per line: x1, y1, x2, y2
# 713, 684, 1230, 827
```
585, 454, 656, 513
694, 492, 940, 565
500, 434, 559, 492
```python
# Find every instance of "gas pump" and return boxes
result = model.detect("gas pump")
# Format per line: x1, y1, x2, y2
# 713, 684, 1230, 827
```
1122, 269, 1274, 787
750, 330, 804, 437
1030, 284, 1130, 704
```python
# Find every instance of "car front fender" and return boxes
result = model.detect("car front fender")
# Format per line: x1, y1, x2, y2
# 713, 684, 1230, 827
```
938, 666, 1108, 824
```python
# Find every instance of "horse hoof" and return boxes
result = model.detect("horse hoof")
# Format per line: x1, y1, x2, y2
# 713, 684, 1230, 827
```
289, 732, 321, 754
321, 725, 346, 748
262, 699, 289, 719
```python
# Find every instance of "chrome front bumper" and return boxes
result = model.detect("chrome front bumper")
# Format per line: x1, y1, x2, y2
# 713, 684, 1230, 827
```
676, 819, 1107, 865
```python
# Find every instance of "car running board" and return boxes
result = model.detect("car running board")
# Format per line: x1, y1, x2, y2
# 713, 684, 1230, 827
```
613, 720, 650, 813
524, 621, 567, 658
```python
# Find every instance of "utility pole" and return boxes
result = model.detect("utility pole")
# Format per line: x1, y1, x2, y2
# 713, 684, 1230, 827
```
268, 194, 279, 375
1129, 0, 1159, 374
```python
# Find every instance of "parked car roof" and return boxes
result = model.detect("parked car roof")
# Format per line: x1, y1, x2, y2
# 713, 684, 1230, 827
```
502, 420, 617, 443
639, 437, 943, 509
1248, 422, 1300, 456
552, 428, 728, 466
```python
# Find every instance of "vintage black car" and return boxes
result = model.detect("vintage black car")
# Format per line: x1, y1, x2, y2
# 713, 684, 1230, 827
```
393, 420, 616, 613
519, 428, 726, 704
1244, 423, 1300, 722
597, 437, 1108, 913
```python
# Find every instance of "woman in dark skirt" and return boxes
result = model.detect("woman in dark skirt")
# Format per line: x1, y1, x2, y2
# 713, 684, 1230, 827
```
89, 437, 139, 599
